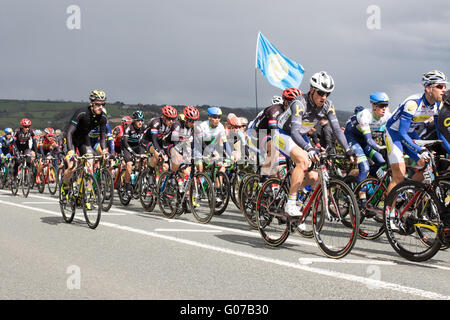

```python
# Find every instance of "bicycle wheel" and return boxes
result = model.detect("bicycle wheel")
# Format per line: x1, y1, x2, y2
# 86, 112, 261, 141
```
157, 171, 178, 219
354, 177, 385, 240
313, 179, 360, 259
213, 171, 230, 215
189, 172, 215, 224
81, 174, 102, 229
117, 171, 131, 206
0, 165, 6, 189
230, 170, 246, 208
139, 169, 157, 212
383, 180, 442, 262
59, 178, 76, 223
238, 172, 255, 211
240, 174, 261, 229
47, 165, 58, 195
11, 165, 20, 196
99, 169, 114, 212
37, 171, 45, 194
255, 178, 290, 247
22, 166, 31, 198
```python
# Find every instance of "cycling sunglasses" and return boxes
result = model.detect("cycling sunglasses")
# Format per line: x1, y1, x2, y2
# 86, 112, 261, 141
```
316, 90, 330, 97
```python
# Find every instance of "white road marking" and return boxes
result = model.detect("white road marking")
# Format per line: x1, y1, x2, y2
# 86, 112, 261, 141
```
298, 257, 397, 265
22, 201, 56, 204
154, 228, 222, 233
1, 197, 450, 299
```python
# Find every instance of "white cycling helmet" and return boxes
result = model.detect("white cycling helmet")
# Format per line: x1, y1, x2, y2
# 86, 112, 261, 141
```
422, 70, 447, 87
272, 96, 283, 105
310, 71, 335, 93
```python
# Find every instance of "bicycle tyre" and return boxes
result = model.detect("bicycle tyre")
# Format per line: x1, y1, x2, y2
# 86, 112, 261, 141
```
81, 174, 102, 229
383, 180, 442, 262
157, 171, 178, 219
59, 178, 76, 223
313, 179, 360, 259
190, 172, 215, 224
255, 177, 290, 247
139, 169, 157, 212
22, 166, 31, 198
213, 171, 230, 215
354, 177, 385, 240
117, 170, 132, 206
47, 165, 58, 195
99, 169, 114, 212
239, 173, 261, 229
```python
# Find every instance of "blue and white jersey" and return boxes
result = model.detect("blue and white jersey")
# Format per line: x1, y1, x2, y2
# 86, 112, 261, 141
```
346, 108, 391, 139
387, 93, 440, 134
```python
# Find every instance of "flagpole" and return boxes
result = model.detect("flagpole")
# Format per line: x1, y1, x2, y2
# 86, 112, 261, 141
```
255, 31, 261, 115
254, 68, 259, 115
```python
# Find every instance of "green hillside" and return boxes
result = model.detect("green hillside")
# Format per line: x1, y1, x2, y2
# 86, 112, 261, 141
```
0, 99, 353, 131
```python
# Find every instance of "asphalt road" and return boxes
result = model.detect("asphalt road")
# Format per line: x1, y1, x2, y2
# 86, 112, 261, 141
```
1, 186, 450, 302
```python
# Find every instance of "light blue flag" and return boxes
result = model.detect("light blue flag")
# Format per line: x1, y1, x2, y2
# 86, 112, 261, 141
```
256, 32, 305, 90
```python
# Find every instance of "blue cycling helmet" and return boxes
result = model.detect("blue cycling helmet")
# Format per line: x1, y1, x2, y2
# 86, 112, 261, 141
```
354, 105, 365, 114
132, 110, 144, 121
4, 128, 13, 135
207, 106, 222, 117
370, 92, 389, 104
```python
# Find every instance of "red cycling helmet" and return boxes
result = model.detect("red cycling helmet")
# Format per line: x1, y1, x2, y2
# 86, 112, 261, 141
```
162, 105, 178, 119
44, 127, 55, 136
20, 118, 32, 127
282, 88, 302, 101
183, 106, 199, 120
121, 115, 132, 125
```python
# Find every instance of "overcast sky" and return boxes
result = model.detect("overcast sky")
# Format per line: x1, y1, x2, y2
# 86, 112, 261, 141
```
0, 0, 449, 112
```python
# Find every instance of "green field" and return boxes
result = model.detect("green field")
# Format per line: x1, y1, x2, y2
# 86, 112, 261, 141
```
0, 99, 353, 133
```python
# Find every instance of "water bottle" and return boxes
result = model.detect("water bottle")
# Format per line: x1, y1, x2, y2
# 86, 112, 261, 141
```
376, 167, 385, 179
423, 165, 434, 184
297, 185, 312, 208
131, 172, 136, 185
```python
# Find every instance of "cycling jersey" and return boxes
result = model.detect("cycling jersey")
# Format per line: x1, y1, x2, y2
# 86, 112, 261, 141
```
65, 106, 108, 155
12, 127, 38, 155
385, 93, 441, 163
112, 124, 125, 148
89, 122, 115, 153
196, 120, 232, 158
436, 101, 450, 154
141, 117, 175, 153
276, 93, 349, 152
249, 103, 284, 131
122, 122, 147, 154
37, 136, 61, 156
170, 119, 200, 154
345, 108, 391, 152
0, 135, 14, 156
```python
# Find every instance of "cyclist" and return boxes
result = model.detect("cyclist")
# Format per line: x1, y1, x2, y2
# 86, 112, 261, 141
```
142, 105, 178, 172
274, 71, 354, 217
89, 108, 115, 156
384, 70, 447, 230
344, 92, 391, 187
112, 116, 132, 156
225, 113, 244, 162
121, 110, 147, 195
247, 88, 301, 178
436, 90, 450, 159
0, 128, 14, 164
195, 106, 233, 173
385, 71, 447, 194
60, 90, 109, 196
12, 118, 39, 182
36, 127, 61, 184
169, 106, 200, 174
